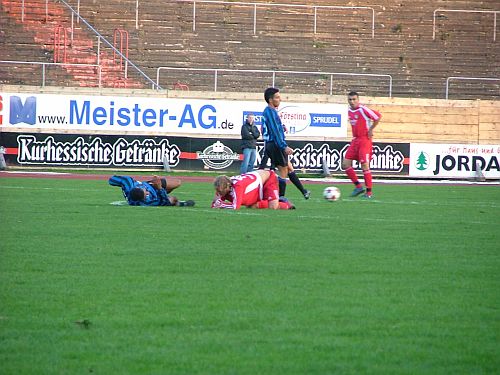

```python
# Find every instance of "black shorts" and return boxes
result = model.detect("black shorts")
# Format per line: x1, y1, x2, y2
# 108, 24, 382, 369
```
265, 141, 288, 167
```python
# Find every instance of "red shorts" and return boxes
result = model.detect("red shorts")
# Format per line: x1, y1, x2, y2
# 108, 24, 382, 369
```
345, 138, 373, 164
263, 170, 280, 201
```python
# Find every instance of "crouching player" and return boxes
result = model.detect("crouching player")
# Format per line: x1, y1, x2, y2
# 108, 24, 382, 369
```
212, 169, 295, 210
109, 175, 195, 207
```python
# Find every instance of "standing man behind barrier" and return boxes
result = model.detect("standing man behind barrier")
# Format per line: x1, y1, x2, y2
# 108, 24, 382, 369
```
240, 113, 260, 174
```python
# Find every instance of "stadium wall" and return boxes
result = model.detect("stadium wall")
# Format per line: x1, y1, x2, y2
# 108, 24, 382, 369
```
0, 85, 498, 178
1, 85, 498, 144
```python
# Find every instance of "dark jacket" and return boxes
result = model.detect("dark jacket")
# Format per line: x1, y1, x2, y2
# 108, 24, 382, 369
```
241, 120, 261, 150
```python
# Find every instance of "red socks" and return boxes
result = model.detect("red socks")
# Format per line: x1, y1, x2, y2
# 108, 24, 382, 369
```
346, 167, 362, 188
363, 169, 372, 190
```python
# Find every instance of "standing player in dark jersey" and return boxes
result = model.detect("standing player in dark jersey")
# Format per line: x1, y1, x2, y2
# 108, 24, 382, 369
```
109, 175, 194, 206
261, 87, 310, 199
343, 91, 382, 199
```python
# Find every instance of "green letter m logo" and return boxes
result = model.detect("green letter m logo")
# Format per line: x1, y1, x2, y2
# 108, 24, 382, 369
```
10, 96, 37, 125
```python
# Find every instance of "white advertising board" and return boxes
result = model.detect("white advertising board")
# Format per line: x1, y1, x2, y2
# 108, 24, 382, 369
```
0, 92, 347, 138
410, 143, 500, 179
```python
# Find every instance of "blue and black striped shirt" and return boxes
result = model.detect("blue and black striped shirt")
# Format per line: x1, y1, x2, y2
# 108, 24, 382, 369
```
109, 175, 171, 206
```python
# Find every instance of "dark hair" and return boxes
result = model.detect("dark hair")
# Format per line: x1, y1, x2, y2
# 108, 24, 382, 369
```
264, 87, 280, 103
348, 91, 359, 97
129, 187, 145, 202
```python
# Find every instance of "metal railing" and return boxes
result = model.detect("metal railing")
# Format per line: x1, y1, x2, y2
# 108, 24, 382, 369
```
16, 0, 162, 89
0, 60, 102, 87
445, 76, 500, 99
433, 9, 499, 41
176, 0, 376, 38
157, 67, 392, 96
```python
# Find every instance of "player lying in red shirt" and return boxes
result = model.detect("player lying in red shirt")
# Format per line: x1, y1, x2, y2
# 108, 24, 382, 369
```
212, 170, 295, 210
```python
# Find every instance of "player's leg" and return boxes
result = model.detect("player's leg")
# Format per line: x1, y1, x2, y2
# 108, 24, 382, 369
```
266, 142, 288, 197
258, 144, 269, 169
343, 140, 365, 196
162, 177, 194, 206
161, 177, 181, 193
261, 171, 294, 209
359, 141, 373, 198
287, 161, 310, 199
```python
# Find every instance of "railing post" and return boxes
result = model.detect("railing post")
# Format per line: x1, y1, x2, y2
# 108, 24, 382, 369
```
77, 0, 80, 23
253, 4, 257, 35
21, 0, 25, 22
98, 66, 102, 88
272, 71, 275, 87
193, 1, 196, 32
329, 74, 333, 95
432, 10, 437, 40
214, 69, 218, 92
156, 68, 161, 88
97, 36, 101, 66
446, 77, 451, 99
71, 13, 74, 44
371, 8, 375, 39
136, 0, 139, 30
494, 12, 497, 42
42, 64, 46, 87
314, 6, 317, 34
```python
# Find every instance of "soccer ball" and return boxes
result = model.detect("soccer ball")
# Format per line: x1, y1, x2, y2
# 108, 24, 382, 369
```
323, 186, 341, 201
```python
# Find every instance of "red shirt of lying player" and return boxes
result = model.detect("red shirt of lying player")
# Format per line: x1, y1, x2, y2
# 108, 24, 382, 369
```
212, 170, 294, 210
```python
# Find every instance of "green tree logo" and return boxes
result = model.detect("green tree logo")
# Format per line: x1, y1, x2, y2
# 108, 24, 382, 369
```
416, 151, 429, 170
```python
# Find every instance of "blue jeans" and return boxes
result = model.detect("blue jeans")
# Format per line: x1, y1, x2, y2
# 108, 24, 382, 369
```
240, 148, 257, 174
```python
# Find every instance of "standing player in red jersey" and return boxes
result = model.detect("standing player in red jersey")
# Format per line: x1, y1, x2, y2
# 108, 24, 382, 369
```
343, 91, 381, 199
211, 169, 295, 210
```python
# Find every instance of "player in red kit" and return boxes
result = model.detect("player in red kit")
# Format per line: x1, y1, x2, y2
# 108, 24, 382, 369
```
212, 169, 295, 210
343, 91, 381, 198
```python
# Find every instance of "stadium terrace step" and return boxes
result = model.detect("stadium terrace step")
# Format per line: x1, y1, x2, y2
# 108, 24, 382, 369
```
2, 0, 498, 97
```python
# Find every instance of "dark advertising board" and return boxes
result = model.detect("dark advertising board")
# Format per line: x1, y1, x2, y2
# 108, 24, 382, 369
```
0, 132, 410, 175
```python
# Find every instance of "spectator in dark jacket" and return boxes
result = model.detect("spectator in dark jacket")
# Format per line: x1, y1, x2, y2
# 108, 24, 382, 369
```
240, 113, 261, 174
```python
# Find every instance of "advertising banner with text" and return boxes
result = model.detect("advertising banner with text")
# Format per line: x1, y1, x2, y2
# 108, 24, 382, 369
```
409, 143, 500, 179
0, 92, 347, 138
0, 132, 409, 175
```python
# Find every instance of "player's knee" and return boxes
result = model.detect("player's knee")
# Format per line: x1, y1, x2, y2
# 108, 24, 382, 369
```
167, 178, 182, 191
342, 159, 352, 169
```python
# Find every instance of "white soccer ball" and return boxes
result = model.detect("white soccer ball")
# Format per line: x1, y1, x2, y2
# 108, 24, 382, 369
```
323, 186, 341, 201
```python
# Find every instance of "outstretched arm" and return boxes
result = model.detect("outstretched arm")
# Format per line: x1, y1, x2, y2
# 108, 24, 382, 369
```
109, 175, 135, 189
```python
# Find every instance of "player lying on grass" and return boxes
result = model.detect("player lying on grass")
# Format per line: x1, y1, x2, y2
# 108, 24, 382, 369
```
109, 175, 195, 207
212, 169, 295, 210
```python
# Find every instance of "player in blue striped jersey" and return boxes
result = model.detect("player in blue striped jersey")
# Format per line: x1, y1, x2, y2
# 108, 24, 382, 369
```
109, 175, 194, 207
260, 87, 310, 199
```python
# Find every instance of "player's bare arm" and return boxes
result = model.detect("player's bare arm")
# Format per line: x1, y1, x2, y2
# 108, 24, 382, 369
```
368, 120, 380, 139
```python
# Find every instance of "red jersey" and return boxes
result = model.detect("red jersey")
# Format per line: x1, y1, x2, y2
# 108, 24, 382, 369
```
212, 171, 265, 209
348, 104, 381, 138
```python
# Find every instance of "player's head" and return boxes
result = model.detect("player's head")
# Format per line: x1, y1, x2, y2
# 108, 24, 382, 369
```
264, 87, 281, 107
214, 175, 232, 196
347, 91, 359, 109
129, 187, 145, 202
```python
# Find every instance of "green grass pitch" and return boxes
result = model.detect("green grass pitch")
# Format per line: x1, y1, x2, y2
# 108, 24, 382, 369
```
0, 176, 499, 374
